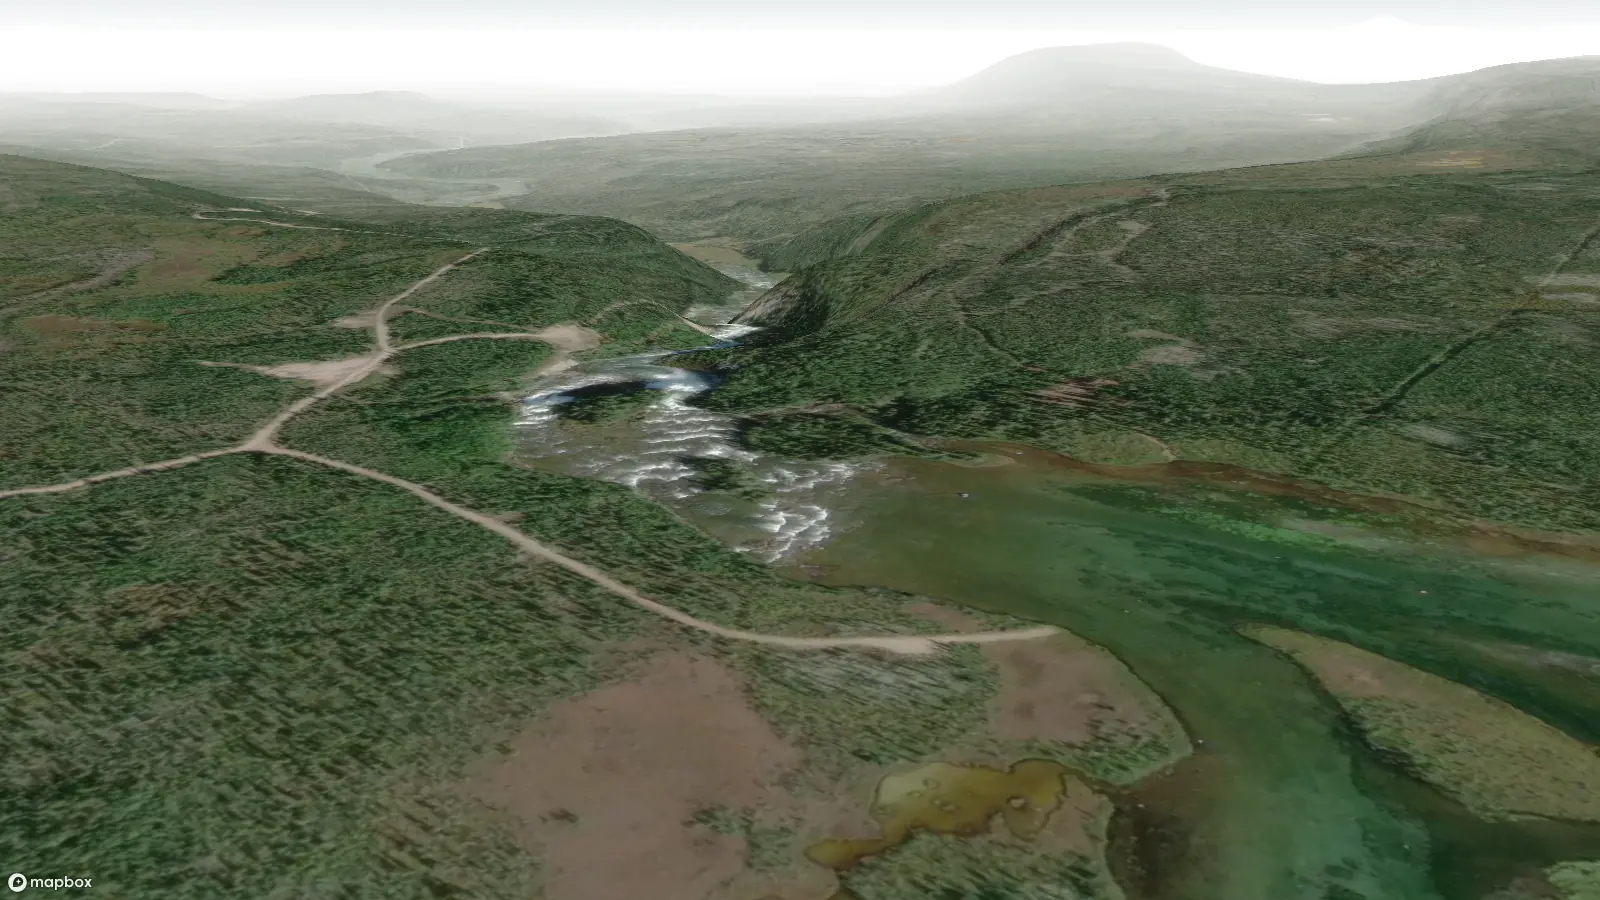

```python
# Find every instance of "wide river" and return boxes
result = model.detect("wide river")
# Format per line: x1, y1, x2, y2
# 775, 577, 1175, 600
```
511, 254, 1600, 900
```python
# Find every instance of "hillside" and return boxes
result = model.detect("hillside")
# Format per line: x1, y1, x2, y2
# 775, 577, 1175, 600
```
381, 48, 1600, 244
382, 109, 1398, 243
0, 91, 625, 216
1351, 56, 1600, 165
240, 90, 628, 144
2, 153, 1172, 900
917, 42, 1323, 109
685, 153, 1600, 534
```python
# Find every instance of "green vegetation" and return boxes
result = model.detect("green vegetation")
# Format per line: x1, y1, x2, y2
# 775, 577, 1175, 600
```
837, 826, 1118, 900
377, 113, 1411, 246
1244, 626, 1600, 823
0, 154, 734, 486
1551, 861, 1600, 900
554, 382, 656, 424
697, 163, 1600, 532
804, 449, 1600, 899
740, 411, 933, 460
688, 805, 803, 873
10, 58, 1600, 897
8, 154, 1113, 898
682, 456, 768, 500
3, 456, 617, 897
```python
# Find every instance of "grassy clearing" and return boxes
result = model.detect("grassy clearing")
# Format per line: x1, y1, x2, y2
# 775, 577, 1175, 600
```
1550, 861, 1600, 900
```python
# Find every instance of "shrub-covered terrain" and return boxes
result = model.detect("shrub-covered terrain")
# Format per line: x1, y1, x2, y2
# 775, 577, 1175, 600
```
698, 159, 1600, 532
2, 154, 1183, 900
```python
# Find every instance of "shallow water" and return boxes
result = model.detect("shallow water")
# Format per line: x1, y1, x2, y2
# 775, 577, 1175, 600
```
786, 449, 1600, 900
512, 262, 1600, 898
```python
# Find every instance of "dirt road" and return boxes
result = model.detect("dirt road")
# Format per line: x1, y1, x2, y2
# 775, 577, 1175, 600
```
265, 446, 1054, 656
3, 243, 1055, 656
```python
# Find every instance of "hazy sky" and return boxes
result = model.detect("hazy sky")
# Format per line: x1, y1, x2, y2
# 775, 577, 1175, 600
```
4, 7, 1600, 96
10, 0, 1600, 28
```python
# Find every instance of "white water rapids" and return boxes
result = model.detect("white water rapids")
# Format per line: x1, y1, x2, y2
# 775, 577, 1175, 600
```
512, 267, 873, 563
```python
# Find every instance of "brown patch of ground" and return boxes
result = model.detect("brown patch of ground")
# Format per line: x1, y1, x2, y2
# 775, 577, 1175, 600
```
1455, 640, 1600, 677
261, 356, 379, 388
1537, 274, 1600, 288
1128, 328, 1183, 341
1032, 377, 1118, 409
65, 249, 154, 292
197, 354, 378, 390
936, 438, 1600, 567
20, 249, 155, 299
1137, 344, 1204, 366
146, 243, 220, 283
910, 603, 1182, 761
532, 324, 603, 353
532, 323, 605, 375
1417, 153, 1486, 168
1244, 625, 1600, 822
332, 312, 375, 329
1402, 423, 1467, 447
672, 242, 760, 268
466, 651, 839, 900
21, 314, 165, 348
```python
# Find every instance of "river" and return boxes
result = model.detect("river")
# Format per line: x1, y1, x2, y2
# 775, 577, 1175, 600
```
510, 254, 874, 563
510, 253, 1600, 900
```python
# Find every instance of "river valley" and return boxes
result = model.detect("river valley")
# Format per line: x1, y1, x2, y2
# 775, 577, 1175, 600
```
505, 250, 1600, 900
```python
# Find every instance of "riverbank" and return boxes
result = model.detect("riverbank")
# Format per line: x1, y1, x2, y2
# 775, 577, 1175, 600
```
782, 447, 1600, 900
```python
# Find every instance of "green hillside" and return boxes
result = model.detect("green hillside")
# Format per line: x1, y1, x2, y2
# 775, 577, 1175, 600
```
377, 54, 1600, 248
690, 155, 1600, 532
0, 154, 732, 486
5, 154, 1124, 899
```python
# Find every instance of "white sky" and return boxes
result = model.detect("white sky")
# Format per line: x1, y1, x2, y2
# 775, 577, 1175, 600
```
5, 18, 1600, 97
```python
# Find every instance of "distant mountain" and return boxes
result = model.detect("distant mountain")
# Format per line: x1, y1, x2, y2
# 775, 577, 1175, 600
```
241, 91, 628, 145
1350, 56, 1600, 163
1414, 56, 1600, 115
920, 43, 1318, 109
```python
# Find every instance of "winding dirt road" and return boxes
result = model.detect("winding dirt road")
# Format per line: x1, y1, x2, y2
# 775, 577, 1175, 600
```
3, 240, 1055, 656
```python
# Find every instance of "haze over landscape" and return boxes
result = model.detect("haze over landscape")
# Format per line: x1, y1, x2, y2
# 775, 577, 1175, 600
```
4, 2, 1600, 899
8, 17, 1600, 94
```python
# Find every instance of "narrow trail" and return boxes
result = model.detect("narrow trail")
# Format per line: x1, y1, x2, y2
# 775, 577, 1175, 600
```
394, 332, 555, 352
191, 211, 357, 232
1308, 218, 1600, 466
0, 449, 235, 500
587, 297, 746, 337
5, 243, 1055, 656
948, 188, 1172, 371
241, 249, 491, 449
262, 446, 1055, 656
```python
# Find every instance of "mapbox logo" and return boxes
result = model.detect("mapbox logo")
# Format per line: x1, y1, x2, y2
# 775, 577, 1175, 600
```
8, 873, 94, 892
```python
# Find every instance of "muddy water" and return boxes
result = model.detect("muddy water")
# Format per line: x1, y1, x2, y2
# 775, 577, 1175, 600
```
808, 760, 1084, 871
511, 260, 871, 563
785, 447, 1600, 900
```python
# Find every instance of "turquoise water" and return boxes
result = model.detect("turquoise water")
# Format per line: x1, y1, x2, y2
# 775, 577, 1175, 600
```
791, 448, 1600, 900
